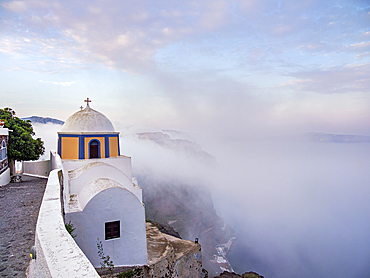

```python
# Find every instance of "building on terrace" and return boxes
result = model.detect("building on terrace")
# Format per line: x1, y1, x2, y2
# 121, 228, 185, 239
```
61, 98, 147, 267
28, 98, 203, 278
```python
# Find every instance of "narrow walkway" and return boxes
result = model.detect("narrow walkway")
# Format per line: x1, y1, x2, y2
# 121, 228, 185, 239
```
0, 175, 47, 277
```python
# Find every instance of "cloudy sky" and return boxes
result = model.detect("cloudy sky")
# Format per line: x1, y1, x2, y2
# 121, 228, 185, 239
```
1, 0, 370, 137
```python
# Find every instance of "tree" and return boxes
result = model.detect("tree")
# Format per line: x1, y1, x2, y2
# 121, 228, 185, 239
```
0, 108, 44, 162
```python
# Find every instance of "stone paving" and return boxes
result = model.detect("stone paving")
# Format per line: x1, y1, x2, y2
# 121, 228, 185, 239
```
0, 175, 46, 277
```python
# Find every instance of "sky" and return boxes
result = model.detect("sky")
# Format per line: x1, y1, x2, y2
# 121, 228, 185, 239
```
1, 0, 370, 138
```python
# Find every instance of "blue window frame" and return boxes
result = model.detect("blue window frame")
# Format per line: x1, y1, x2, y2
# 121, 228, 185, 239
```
89, 139, 100, 159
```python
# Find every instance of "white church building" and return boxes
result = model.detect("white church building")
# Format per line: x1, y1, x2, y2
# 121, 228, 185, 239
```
58, 99, 147, 267
28, 99, 202, 278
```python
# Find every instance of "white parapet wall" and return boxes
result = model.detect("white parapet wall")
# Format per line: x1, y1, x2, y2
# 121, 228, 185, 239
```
0, 168, 10, 186
23, 160, 51, 179
27, 167, 100, 278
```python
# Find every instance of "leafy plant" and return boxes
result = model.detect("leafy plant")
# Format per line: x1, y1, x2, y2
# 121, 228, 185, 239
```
65, 221, 76, 239
0, 108, 44, 161
97, 238, 114, 277
118, 269, 134, 278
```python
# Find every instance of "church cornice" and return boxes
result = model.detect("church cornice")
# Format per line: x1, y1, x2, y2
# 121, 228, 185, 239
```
58, 131, 120, 135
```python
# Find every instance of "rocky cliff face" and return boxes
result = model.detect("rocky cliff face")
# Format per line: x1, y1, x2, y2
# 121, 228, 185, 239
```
138, 175, 235, 277
137, 131, 216, 165
135, 131, 236, 277
99, 222, 203, 278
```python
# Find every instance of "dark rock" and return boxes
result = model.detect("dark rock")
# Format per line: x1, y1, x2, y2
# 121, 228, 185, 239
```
214, 271, 264, 278
242, 271, 264, 278
145, 220, 181, 239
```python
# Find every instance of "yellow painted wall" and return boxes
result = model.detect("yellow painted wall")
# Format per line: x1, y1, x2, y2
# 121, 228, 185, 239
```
84, 137, 105, 159
61, 137, 79, 159
109, 137, 119, 157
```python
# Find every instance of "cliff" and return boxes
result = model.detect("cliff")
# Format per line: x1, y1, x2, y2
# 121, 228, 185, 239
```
137, 131, 216, 165
135, 131, 235, 277
98, 222, 203, 278
138, 175, 235, 277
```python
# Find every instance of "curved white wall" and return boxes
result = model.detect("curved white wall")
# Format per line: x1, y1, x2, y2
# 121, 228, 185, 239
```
69, 163, 142, 202
62, 156, 132, 181
66, 187, 148, 267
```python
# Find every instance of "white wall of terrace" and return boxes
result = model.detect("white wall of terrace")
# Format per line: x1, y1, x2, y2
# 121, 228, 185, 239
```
28, 154, 99, 278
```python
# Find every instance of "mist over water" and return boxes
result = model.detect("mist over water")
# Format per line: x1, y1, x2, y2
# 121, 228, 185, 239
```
32, 123, 60, 160
205, 139, 370, 278
33, 123, 370, 277
125, 134, 370, 278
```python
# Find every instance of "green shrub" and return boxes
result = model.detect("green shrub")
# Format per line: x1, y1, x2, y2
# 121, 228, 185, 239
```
65, 221, 76, 238
96, 238, 114, 277
118, 269, 134, 278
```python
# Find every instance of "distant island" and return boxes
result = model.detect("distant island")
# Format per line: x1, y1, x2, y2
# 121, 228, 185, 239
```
266, 132, 370, 143
306, 132, 370, 143
21, 116, 64, 125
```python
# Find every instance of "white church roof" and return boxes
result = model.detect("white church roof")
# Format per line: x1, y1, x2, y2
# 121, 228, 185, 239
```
61, 106, 115, 133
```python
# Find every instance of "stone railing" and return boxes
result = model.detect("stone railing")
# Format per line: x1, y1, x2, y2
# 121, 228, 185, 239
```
27, 165, 99, 277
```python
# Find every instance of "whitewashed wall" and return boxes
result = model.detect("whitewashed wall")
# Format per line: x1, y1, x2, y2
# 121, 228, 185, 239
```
65, 186, 148, 267
28, 161, 99, 277
68, 162, 142, 202
0, 168, 10, 186
62, 155, 132, 181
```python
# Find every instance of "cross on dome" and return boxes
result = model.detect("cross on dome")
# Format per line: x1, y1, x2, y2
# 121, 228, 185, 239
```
80, 106, 83, 110
84, 98, 92, 107
61, 100, 115, 132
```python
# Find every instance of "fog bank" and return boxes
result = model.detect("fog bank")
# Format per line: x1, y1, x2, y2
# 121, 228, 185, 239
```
123, 133, 370, 278
32, 122, 370, 277
206, 139, 370, 278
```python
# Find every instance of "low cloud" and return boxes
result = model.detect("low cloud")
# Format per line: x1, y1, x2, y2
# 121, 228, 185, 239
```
349, 41, 370, 50
281, 63, 370, 94
1, 1, 27, 13
32, 108, 370, 278
123, 131, 370, 278
31, 123, 61, 160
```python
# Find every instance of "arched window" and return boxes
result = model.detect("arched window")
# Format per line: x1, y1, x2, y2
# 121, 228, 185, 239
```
0, 140, 6, 161
89, 140, 100, 159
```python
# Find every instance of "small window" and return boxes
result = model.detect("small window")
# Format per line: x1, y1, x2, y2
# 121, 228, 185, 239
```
105, 221, 120, 240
